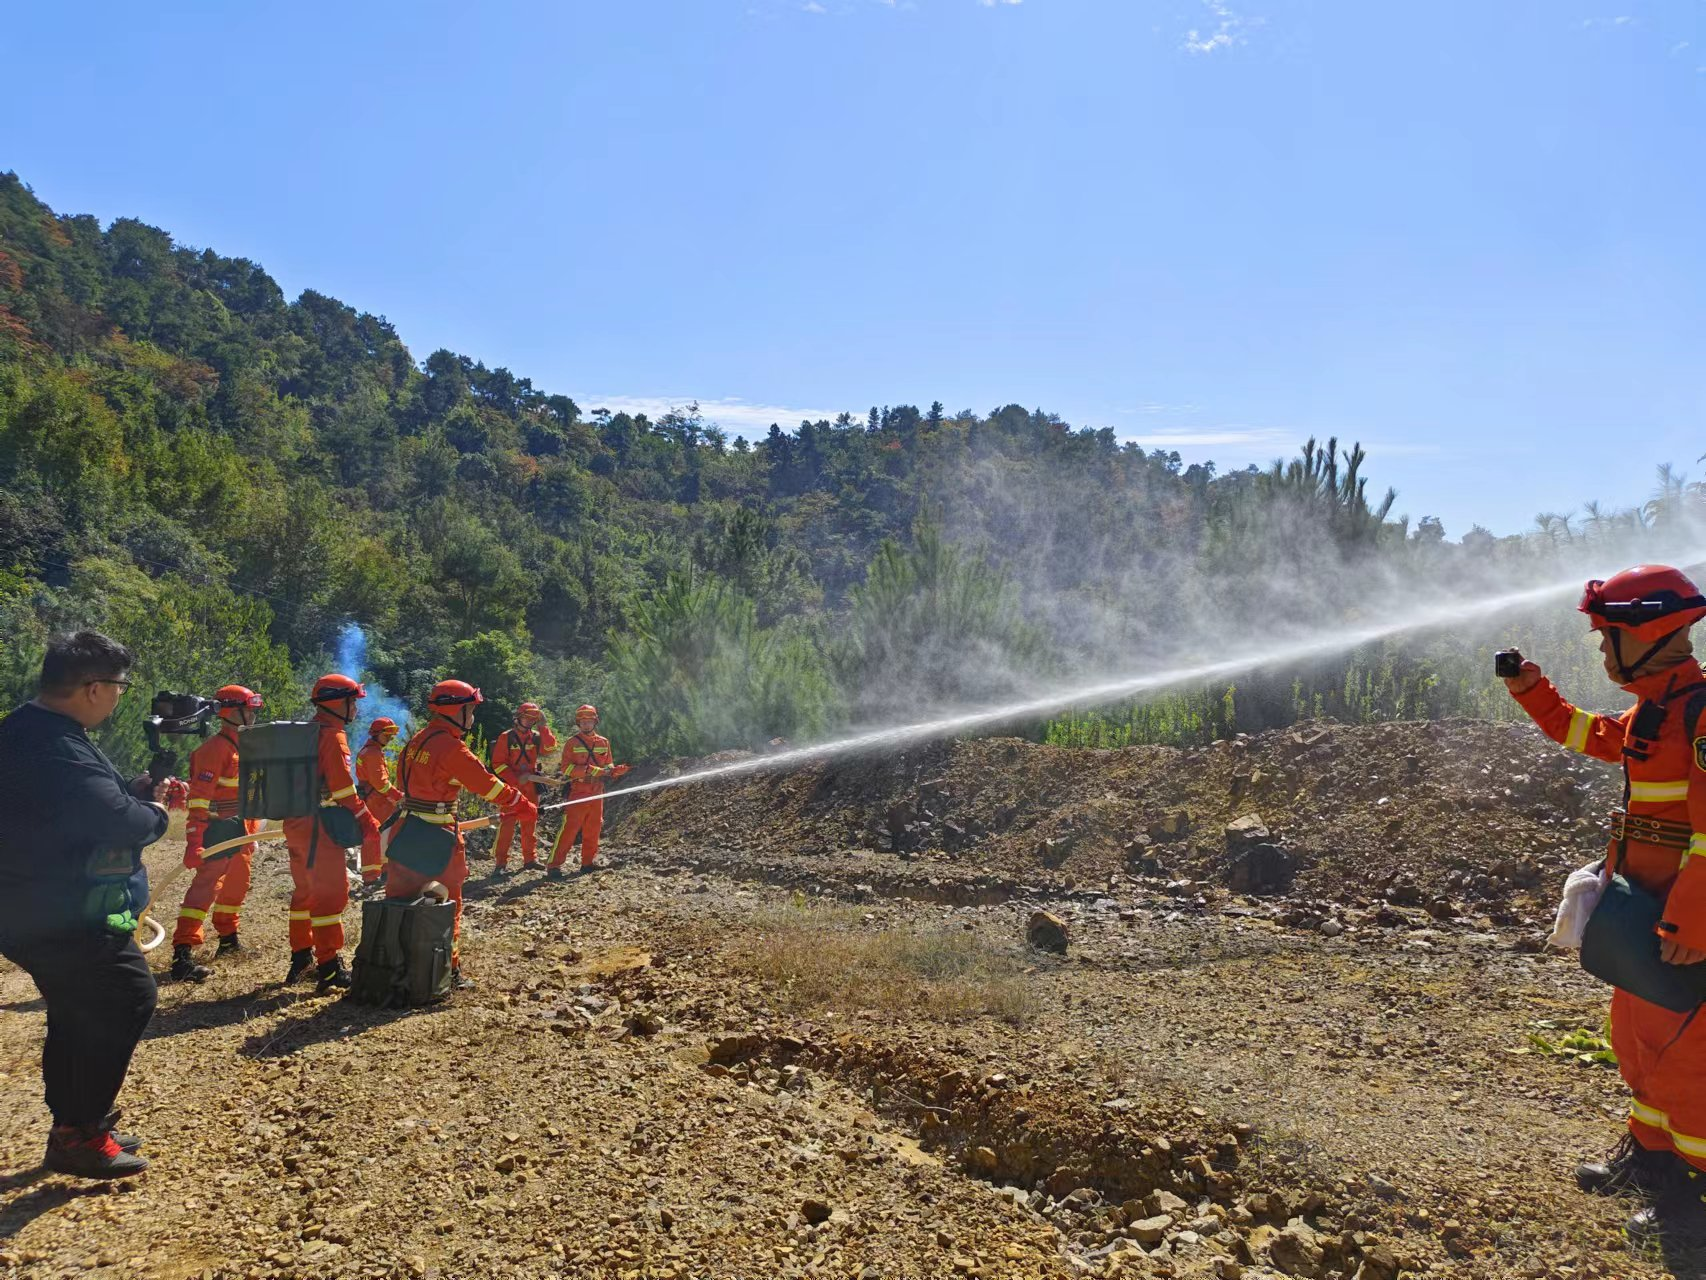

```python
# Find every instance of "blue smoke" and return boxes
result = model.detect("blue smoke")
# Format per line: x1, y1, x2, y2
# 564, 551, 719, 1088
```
333, 622, 413, 742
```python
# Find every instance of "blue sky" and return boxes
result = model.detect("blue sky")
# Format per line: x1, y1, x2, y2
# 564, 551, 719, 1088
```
6, 0, 1705, 536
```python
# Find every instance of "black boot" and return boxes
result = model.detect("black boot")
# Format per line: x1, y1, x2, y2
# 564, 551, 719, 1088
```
315, 956, 351, 994
1578, 1133, 1676, 1195
1629, 1166, 1706, 1243
284, 948, 314, 984
99, 1110, 141, 1154
216, 933, 243, 956
44, 1124, 149, 1179
170, 945, 210, 983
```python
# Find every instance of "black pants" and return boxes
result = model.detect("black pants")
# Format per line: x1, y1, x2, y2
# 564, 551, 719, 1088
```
0, 927, 157, 1128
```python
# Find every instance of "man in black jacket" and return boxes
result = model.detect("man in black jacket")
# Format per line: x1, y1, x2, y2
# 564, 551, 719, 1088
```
0, 632, 168, 1178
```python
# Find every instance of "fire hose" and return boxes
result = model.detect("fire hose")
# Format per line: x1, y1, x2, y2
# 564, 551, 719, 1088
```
135, 779, 622, 952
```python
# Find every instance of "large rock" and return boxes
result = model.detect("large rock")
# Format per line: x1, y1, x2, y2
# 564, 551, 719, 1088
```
1224, 813, 1271, 850
1027, 910, 1070, 954
1267, 1223, 1324, 1277
1224, 843, 1297, 896
1148, 810, 1192, 842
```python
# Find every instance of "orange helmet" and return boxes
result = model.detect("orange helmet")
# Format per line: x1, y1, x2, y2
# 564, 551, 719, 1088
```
516, 701, 542, 725
1579, 566, 1706, 643
575, 704, 598, 723
214, 684, 263, 710
369, 716, 400, 740
428, 680, 483, 708
311, 674, 366, 704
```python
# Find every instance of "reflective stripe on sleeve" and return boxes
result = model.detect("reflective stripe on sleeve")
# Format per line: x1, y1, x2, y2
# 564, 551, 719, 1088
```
1685, 835, 1706, 868
326, 784, 357, 801
482, 780, 506, 802
1564, 709, 1594, 754
187, 798, 211, 810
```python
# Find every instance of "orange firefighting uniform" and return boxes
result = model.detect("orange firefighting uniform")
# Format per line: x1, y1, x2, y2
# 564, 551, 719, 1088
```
386, 720, 526, 965
1515, 656, 1706, 1171
174, 729, 258, 947
355, 736, 402, 881
491, 721, 558, 868
282, 711, 380, 963
549, 731, 624, 869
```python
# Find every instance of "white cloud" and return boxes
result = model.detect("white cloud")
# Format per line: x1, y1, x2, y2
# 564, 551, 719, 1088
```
576, 394, 851, 437
1119, 427, 1291, 449
979, 0, 1022, 7
803, 1, 827, 10
1184, 0, 1253, 54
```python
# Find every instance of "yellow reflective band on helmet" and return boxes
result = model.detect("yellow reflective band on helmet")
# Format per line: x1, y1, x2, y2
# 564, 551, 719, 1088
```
1564, 709, 1594, 754
482, 780, 506, 802
326, 784, 357, 801
310, 914, 343, 927
177, 907, 207, 921
187, 798, 211, 810
1631, 779, 1691, 804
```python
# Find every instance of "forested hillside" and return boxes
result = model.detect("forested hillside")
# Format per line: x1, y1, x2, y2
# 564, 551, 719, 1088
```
0, 174, 1686, 771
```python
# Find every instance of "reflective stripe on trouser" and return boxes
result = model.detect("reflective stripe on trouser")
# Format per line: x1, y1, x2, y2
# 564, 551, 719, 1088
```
1613, 983, 1706, 1171
172, 843, 255, 946
550, 795, 604, 868
283, 816, 348, 963
385, 840, 467, 965
493, 782, 540, 866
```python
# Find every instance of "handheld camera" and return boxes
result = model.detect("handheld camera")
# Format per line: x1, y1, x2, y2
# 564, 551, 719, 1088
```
1493, 649, 1525, 680
143, 690, 216, 785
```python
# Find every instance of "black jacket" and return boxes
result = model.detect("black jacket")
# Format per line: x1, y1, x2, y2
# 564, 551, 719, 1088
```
0, 702, 167, 933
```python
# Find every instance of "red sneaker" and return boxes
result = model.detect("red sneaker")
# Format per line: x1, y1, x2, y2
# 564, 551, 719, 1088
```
44, 1125, 148, 1179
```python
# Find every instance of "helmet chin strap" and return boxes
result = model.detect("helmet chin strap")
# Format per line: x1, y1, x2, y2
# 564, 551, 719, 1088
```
1611, 628, 1676, 684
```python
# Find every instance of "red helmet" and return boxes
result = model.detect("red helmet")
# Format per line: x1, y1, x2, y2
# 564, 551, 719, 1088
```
311, 674, 366, 704
428, 680, 483, 708
516, 701, 542, 725
369, 716, 400, 740
575, 704, 599, 723
1579, 566, 1706, 643
214, 684, 263, 710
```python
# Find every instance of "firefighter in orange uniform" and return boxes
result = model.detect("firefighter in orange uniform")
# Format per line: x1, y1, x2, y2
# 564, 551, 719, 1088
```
354, 717, 404, 882
1507, 565, 1706, 1234
282, 675, 383, 993
385, 681, 533, 986
547, 704, 629, 878
170, 685, 264, 983
490, 702, 558, 874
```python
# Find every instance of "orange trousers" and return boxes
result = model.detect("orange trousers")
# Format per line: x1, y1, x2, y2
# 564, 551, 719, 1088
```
1615, 986, 1706, 1170
385, 841, 466, 965
360, 794, 396, 882
549, 789, 604, 868
172, 838, 256, 946
283, 817, 349, 963
493, 782, 542, 867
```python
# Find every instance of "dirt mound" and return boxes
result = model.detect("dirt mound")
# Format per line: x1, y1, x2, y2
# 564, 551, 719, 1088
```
624, 718, 1611, 921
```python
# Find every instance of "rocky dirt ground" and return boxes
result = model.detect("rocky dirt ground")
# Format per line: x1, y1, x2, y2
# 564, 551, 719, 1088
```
0, 718, 1694, 1279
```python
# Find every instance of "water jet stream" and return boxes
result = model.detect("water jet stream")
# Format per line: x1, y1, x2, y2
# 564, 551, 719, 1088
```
536, 559, 1704, 817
